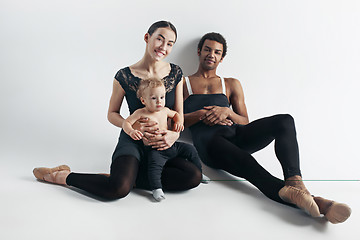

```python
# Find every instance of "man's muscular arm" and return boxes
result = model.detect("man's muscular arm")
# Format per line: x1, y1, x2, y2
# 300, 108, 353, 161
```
184, 109, 207, 127
227, 78, 249, 125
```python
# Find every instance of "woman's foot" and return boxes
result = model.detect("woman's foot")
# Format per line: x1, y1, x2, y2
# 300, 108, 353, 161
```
279, 175, 320, 217
314, 196, 351, 224
33, 165, 71, 185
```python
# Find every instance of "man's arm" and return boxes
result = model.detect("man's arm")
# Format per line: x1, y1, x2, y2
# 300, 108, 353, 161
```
184, 109, 207, 127
227, 77, 249, 124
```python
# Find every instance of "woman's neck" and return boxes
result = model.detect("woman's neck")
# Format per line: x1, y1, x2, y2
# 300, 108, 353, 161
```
134, 54, 165, 74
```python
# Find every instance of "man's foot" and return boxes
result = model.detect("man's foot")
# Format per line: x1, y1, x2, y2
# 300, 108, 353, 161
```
279, 175, 320, 217
314, 196, 352, 224
201, 174, 210, 184
33, 165, 71, 185
152, 188, 165, 202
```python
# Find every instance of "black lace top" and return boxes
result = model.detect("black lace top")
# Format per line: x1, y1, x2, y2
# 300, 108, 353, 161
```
114, 63, 183, 114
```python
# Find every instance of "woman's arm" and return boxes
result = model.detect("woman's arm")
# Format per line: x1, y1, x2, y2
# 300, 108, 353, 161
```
107, 79, 126, 128
173, 77, 184, 118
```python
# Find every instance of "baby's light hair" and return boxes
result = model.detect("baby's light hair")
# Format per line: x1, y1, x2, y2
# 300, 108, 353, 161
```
137, 78, 165, 99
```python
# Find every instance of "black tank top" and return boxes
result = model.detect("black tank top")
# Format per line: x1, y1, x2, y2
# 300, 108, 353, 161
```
183, 77, 237, 163
115, 63, 183, 114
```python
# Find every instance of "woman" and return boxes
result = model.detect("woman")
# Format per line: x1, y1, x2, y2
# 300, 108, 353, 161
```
33, 21, 202, 200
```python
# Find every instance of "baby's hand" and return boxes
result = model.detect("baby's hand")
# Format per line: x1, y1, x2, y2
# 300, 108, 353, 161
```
130, 130, 143, 140
173, 123, 184, 132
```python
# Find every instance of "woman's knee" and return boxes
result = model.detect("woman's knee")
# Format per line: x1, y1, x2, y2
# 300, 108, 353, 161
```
174, 158, 202, 189
162, 158, 202, 190
187, 166, 202, 189
106, 181, 133, 200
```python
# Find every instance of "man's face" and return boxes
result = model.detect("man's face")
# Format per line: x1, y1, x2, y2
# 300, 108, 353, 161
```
198, 39, 224, 71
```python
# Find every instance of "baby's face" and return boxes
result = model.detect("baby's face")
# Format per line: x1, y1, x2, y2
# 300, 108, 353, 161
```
141, 85, 166, 112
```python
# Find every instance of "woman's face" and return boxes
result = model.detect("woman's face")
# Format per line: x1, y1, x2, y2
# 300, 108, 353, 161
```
145, 27, 176, 61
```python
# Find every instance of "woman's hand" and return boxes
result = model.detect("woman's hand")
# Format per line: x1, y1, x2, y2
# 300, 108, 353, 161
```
135, 117, 159, 134
200, 106, 232, 126
147, 130, 180, 150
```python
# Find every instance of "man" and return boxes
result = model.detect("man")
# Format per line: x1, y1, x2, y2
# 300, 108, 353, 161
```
182, 32, 351, 223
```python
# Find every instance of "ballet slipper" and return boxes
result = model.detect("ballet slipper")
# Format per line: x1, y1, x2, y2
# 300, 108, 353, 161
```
279, 185, 320, 217
314, 196, 352, 224
33, 165, 70, 184
285, 175, 310, 194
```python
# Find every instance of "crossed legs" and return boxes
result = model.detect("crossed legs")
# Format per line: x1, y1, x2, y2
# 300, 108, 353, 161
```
207, 114, 351, 222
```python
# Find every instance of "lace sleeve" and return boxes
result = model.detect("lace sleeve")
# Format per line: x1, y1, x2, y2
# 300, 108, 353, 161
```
163, 64, 183, 93
114, 68, 129, 92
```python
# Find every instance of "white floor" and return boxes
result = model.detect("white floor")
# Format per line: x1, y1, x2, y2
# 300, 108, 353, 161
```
0, 143, 358, 240
1, 1, 359, 238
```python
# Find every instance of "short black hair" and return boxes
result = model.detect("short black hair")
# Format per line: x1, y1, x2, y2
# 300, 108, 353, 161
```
147, 20, 177, 42
198, 32, 227, 58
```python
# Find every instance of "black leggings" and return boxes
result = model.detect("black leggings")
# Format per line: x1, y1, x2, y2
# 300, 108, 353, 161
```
207, 114, 300, 205
66, 155, 201, 200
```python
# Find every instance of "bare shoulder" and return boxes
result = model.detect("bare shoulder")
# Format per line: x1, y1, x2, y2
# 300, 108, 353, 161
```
224, 77, 244, 96
163, 107, 173, 114
224, 77, 243, 88
132, 107, 146, 116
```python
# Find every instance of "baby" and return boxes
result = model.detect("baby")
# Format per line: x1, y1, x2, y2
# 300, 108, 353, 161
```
122, 78, 209, 201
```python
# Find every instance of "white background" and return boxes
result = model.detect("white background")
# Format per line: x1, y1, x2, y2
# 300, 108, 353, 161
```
0, 0, 359, 239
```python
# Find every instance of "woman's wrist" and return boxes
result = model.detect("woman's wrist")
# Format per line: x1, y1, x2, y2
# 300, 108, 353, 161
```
164, 130, 180, 145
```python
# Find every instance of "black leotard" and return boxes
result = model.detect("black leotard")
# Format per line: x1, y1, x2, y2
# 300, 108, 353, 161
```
184, 93, 236, 166
184, 76, 300, 205
65, 65, 201, 198
112, 63, 183, 161
115, 63, 182, 114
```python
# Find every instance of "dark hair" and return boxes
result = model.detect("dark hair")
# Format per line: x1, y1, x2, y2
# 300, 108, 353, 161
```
197, 32, 227, 58
147, 20, 177, 42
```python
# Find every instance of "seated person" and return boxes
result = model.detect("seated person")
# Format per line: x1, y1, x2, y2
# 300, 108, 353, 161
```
123, 78, 209, 201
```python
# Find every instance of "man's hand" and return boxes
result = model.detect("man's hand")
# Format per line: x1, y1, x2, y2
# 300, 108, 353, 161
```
200, 106, 231, 126
217, 119, 234, 126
